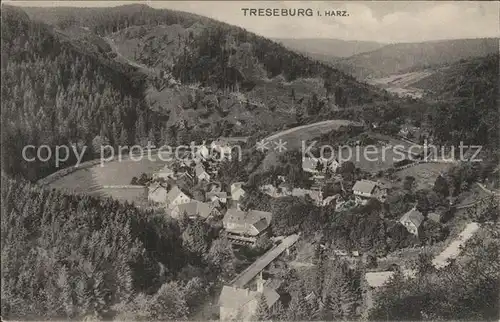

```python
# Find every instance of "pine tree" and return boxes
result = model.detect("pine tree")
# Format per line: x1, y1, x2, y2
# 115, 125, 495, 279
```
253, 293, 270, 321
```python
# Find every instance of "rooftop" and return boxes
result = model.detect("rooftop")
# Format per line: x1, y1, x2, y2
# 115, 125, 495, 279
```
166, 186, 189, 203
353, 180, 378, 195
223, 209, 272, 235
400, 207, 425, 228
218, 285, 279, 311
175, 201, 213, 218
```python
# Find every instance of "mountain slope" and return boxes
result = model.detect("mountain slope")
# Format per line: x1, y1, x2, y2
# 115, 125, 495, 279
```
336, 38, 499, 79
274, 38, 384, 59
2, 4, 393, 182
425, 54, 499, 148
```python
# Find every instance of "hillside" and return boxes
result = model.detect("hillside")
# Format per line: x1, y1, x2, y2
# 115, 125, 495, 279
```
2, 4, 394, 182
424, 55, 499, 148
335, 38, 499, 79
274, 38, 384, 59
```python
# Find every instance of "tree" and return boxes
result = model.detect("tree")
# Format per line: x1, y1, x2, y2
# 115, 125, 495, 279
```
149, 281, 189, 320
182, 219, 210, 258
286, 285, 311, 321
184, 277, 207, 310
204, 237, 236, 281
403, 176, 416, 191
269, 300, 286, 321
253, 293, 270, 321
433, 175, 449, 197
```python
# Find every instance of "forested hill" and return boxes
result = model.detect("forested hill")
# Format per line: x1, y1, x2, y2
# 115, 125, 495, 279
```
2, 4, 391, 182
21, 4, 384, 103
335, 38, 499, 79
423, 54, 499, 149
1, 5, 162, 181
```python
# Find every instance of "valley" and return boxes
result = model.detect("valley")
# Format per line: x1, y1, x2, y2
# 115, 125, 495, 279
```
1, 3, 499, 322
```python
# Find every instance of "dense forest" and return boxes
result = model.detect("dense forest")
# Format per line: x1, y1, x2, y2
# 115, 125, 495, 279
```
1, 174, 236, 320
1, 7, 164, 181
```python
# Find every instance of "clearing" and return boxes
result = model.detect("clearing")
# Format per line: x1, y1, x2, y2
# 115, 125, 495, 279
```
396, 162, 453, 190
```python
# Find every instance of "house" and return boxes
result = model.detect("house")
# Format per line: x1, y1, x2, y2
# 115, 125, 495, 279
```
353, 180, 379, 198
195, 163, 210, 182
171, 201, 214, 219
219, 277, 279, 321
322, 195, 339, 206
223, 209, 272, 245
231, 182, 246, 202
148, 183, 169, 204
428, 211, 442, 223
302, 157, 340, 174
399, 207, 425, 236
166, 186, 191, 209
259, 184, 290, 198
206, 191, 228, 204
193, 143, 210, 160
352, 179, 384, 204
210, 138, 239, 160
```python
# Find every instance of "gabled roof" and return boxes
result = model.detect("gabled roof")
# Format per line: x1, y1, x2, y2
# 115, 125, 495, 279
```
218, 286, 279, 310
175, 201, 213, 218
166, 186, 189, 203
353, 180, 378, 194
223, 209, 272, 235
400, 208, 424, 228
231, 182, 244, 191
195, 163, 209, 177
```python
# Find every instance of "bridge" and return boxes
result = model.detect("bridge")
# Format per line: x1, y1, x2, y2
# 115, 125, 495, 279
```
231, 234, 300, 288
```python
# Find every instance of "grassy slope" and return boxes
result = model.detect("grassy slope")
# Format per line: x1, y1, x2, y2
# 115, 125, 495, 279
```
336, 38, 499, 79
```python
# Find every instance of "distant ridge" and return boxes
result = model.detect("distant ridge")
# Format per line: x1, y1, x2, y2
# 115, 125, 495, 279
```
274, 38, 384, 59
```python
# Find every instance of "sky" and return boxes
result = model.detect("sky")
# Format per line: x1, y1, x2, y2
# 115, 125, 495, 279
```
4, 1, 500, 43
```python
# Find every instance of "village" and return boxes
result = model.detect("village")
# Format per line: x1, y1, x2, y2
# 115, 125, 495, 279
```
124, 123, 494, 320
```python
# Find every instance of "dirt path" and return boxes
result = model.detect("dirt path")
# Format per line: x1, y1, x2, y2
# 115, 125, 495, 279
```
264, 120, 363, 142
432, 222, 480, 269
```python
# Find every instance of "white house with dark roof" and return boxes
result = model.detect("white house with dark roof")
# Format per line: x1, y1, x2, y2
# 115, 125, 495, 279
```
165, 186, 191, 209
195, 163, 211, 182
352, 179, 387, 204
223, 209, 272, 245
231, 182, 246, 207
206, 191, 228, 204
400, 207, 425, 236
171, 200, 213, 219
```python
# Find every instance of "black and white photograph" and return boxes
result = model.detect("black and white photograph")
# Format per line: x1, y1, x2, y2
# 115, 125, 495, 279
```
1, 1, 499, 321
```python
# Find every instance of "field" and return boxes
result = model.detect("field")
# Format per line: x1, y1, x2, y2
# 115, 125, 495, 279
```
48, 156, 168, 203
395, 162, 453, 190
264, 119, 364, 150
367, 70, 433, 98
